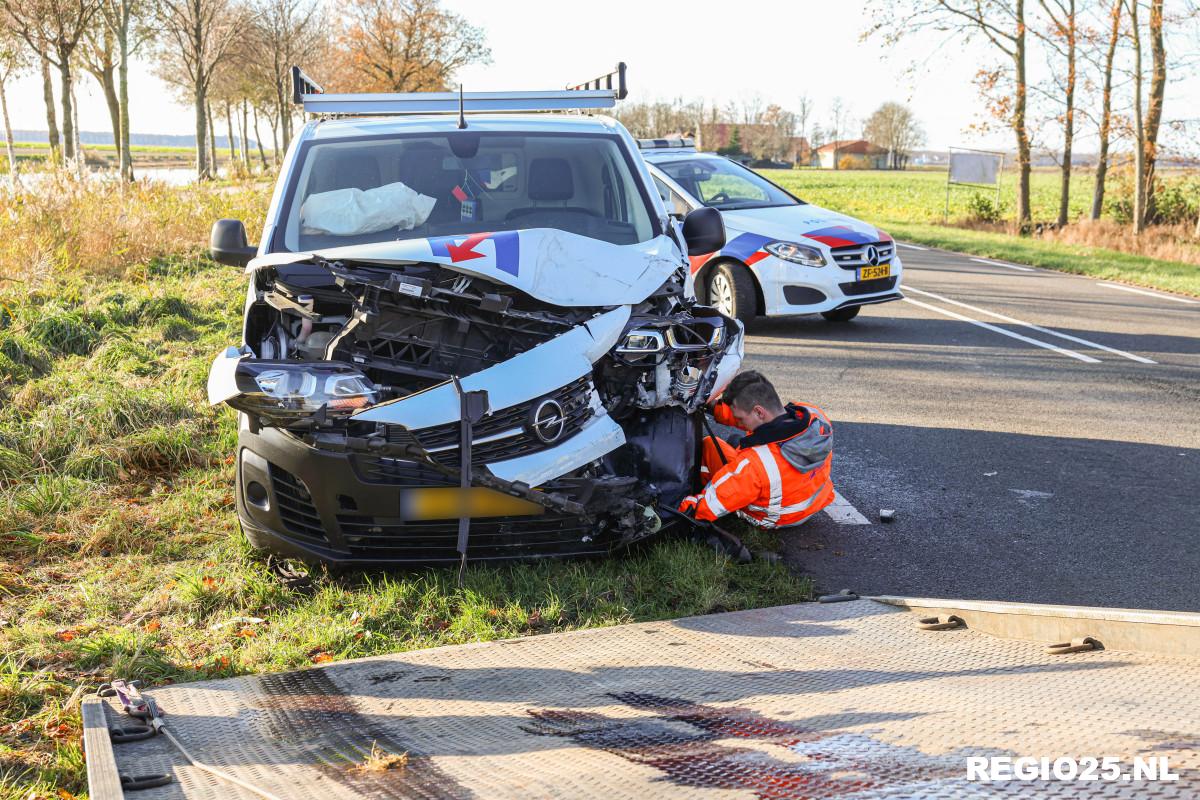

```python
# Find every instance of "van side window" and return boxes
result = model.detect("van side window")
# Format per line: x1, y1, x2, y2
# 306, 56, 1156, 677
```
652, 176, 691, 216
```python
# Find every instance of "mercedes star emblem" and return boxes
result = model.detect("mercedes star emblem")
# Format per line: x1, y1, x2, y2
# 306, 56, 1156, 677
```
864, 245, 880, 266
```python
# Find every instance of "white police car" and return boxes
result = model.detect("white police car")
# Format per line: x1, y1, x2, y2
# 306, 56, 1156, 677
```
641, 140, 903, 324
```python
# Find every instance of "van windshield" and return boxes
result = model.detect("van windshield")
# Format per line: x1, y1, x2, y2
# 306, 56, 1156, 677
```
277, 132, 658, 252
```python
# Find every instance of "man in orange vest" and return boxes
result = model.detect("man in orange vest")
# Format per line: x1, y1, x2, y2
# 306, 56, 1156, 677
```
680, 370, 835, 529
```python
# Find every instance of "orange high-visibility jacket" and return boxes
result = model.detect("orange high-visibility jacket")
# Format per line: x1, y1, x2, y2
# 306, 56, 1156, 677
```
686, 402, 834, 529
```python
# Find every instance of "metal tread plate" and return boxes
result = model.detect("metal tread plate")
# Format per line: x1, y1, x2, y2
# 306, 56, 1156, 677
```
94, 600, 1200, 799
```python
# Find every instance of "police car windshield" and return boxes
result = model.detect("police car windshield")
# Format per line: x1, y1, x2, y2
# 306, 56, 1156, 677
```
278, 132, 658, 252
658, 158, 802, 210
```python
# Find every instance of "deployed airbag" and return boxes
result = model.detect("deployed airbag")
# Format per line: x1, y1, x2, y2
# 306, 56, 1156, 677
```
301, 181, 436, 236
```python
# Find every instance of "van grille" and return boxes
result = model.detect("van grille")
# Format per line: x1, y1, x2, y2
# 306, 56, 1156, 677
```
379, 376, 594, 470
336, 513, 605, 561
269, 466, 327, 541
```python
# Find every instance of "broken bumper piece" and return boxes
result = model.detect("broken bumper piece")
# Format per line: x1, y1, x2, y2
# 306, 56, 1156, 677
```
233, 424, 653, 566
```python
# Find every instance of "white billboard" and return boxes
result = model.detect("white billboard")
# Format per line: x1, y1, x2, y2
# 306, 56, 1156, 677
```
949, 151, 1002, 186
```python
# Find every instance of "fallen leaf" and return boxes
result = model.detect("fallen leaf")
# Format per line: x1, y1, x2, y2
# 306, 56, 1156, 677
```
54, 629, 77, 642
144, 620, 161, 633
236, 626, 256, 638
312, 652, 333, 664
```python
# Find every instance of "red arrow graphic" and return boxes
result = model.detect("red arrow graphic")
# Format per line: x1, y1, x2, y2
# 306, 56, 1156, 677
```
445, 232, 490, 262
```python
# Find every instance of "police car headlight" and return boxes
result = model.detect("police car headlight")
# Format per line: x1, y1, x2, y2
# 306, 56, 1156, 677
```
765, 241, 826, 267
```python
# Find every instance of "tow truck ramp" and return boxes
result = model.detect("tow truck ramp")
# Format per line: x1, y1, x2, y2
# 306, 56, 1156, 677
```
86, 597, 1200, 798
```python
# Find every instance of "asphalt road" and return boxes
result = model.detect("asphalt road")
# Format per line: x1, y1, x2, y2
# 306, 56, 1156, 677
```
743, 244, 1200, 611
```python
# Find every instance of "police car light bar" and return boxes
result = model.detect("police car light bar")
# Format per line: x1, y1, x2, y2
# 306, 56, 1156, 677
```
291, 64, 626, 116
638, 138, 696, 150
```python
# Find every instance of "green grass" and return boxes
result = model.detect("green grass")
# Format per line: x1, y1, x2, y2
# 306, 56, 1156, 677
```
761, 168, 1200, 297
762, 167, 1097, 226
0, 191, 810, 796
880, 222, 1200, 297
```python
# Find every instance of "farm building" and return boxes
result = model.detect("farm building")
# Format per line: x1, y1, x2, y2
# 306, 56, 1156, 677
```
816, 140, 889, 169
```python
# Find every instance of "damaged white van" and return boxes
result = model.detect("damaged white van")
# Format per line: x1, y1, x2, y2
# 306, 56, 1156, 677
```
206, 67, 743, 566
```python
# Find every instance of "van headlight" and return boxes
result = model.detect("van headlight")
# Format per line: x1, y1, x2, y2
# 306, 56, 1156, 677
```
228, 360, 378, 425
765, 240, 826, 267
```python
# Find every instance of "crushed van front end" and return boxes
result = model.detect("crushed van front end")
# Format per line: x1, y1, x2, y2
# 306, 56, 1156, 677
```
209, 232, 743, 565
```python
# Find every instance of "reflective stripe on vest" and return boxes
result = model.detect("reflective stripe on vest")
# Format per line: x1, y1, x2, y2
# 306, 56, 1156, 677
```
748, 479, 832, 517
704, 458, 752, 517
751, 445, 783, 527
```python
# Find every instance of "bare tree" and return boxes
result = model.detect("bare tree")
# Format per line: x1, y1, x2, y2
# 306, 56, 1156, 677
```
795, 95, 813, 163
1127, 0, 1147, 232
331, 0, 489, 93
868, 0, 1034, 228
1141, 0, 1165, 223
827, 96, 848, 169
1037, 0, 1078, 226
1090, 0, 1122, 220
79, 16, 121, 165
758, 104, 797, 163
98, 0, 148, 179
0, 26, 27, 182
154, 0, 250, 179
38, 53, 58, 159
2, 0, 101, 162
864, 101, 925, 168
247, 0, 325, 155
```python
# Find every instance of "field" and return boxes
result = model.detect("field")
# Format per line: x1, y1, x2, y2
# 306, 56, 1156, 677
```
0, 175, 809, 798
762, 168, 1200, 297
761, 167, 1097, 226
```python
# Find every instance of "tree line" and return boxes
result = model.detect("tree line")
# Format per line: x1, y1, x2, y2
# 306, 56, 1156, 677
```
869, 0, 1198, 233
613, 96, 925, 170
0, 0, 491, 181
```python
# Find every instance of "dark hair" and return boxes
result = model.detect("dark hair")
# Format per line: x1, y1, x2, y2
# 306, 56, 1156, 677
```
722, 370, 783, 412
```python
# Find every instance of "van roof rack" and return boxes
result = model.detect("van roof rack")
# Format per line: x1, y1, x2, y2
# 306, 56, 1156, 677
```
291, 64, 627, 117
638, 138, 696, 151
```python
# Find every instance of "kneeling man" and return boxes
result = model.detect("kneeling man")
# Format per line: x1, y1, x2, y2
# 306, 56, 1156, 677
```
680, 370, 834, 529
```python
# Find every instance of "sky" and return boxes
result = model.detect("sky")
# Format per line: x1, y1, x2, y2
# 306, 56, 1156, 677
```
8, 0, 1200, 154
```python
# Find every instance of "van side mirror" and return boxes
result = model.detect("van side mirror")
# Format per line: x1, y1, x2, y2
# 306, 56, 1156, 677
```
681, 207, 726, 256
210, 219, 257, 267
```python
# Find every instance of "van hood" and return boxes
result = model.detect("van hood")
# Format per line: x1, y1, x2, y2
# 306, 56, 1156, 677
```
248, 228, 683, 308
720, 204, 890, 248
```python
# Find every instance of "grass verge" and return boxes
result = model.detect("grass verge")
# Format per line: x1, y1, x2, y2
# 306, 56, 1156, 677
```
763, 168, 1200, 297
0, 178, 811, 798
887, 222, 1200, 297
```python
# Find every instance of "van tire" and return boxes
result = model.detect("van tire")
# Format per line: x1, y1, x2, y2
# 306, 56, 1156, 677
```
708, 263, 757, 324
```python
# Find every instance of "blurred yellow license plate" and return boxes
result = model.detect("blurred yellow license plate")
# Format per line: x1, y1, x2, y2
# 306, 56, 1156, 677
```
858, 263, 891, 281
400, 487, 544, 520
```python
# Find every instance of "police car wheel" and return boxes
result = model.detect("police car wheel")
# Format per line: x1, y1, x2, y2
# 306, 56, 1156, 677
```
709, 263, 756, 323
821, 306, 861, 322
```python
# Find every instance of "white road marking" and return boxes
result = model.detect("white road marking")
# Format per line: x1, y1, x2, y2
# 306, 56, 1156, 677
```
897, 242, 929, 251
902, 297, 1102, 363
970, 257, 1036, 272
905, 286, 1157, 364
1098, 283, 1198, 305
824, 491, 871, 525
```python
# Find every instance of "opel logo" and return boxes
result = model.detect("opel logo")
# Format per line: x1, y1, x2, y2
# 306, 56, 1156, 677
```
530, 398, 566, 444
864, 245, 880, 266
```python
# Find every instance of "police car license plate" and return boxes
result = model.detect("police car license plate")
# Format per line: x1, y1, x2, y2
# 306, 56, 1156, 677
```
858, 263, 891, 281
